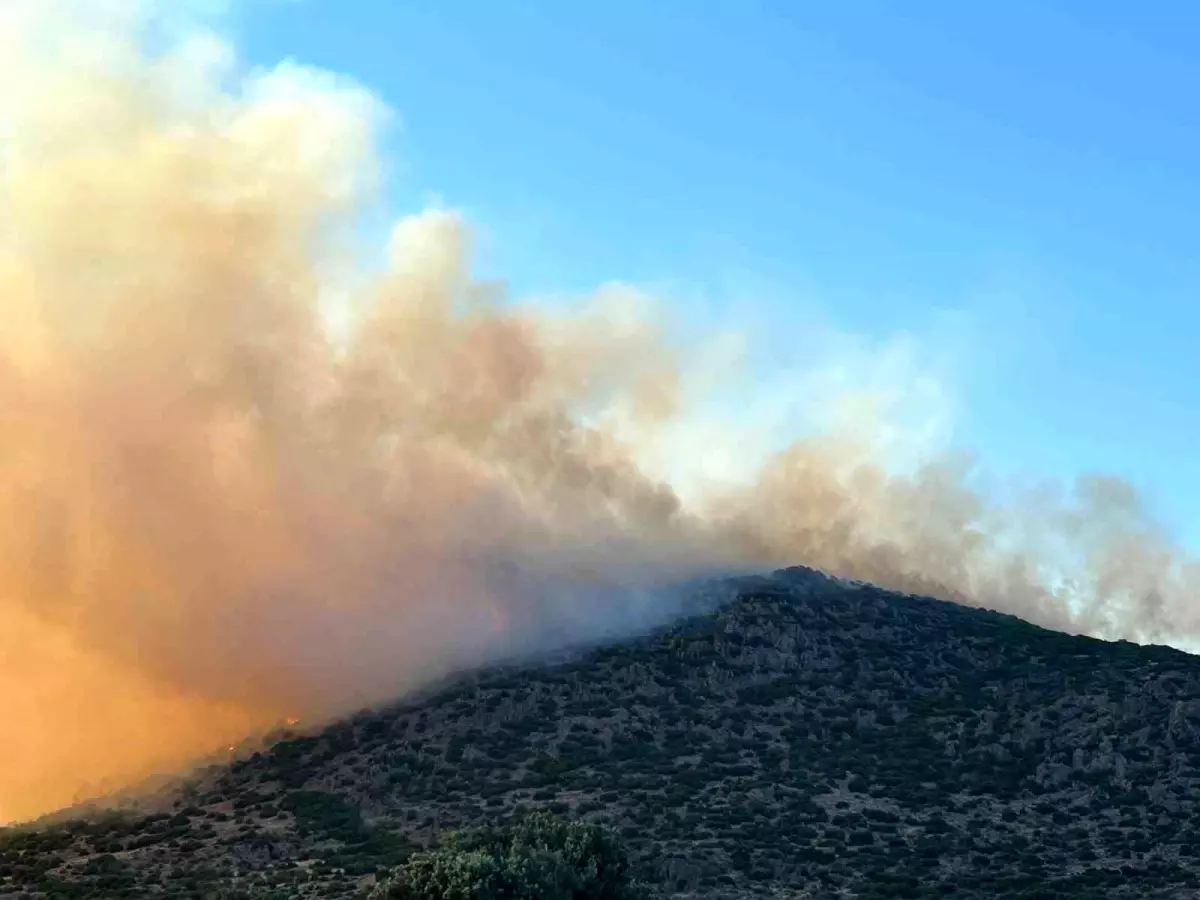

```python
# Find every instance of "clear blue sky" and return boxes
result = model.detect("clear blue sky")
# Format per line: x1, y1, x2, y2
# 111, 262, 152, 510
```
231, 1, 1200, 548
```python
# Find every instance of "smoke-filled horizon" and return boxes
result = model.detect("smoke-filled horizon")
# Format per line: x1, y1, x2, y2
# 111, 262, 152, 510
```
2, 1, 1198, 823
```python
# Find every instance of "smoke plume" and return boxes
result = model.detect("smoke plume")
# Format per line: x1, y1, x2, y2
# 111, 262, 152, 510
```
2, 0, 1198, 823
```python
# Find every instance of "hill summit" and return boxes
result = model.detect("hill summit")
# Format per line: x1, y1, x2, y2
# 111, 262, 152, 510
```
5, 566, 1200, 899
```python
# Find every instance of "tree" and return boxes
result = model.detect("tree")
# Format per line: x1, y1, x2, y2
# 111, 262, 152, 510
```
370, 812, 653, 900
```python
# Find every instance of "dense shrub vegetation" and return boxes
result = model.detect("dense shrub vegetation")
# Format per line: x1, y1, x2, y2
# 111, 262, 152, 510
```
370, 812, 651, 900
6, 567, 1200, 899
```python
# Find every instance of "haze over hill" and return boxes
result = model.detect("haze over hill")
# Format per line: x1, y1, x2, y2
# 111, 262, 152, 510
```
6, 567, 1200, 899
2, 0, 1199, 824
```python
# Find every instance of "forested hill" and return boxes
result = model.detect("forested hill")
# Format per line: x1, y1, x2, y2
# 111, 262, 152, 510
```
5, 566, 1200, 899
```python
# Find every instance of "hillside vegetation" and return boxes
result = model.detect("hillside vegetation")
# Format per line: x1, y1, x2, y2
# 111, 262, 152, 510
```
5, 566, 1200, 899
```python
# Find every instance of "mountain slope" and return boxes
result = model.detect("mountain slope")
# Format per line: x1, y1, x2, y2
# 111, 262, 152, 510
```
5, 566, 1200, 899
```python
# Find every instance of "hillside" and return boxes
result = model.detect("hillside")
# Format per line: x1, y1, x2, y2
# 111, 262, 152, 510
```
5, 566, 1200, 899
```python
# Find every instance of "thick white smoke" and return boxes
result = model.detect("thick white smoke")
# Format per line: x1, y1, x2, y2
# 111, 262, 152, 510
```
2, 0, 1197, 823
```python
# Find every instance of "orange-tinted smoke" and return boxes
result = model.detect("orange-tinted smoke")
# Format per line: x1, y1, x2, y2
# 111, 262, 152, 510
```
2, 1, 1199, 823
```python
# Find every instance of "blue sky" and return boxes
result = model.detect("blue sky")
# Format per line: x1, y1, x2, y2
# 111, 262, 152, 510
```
231, 1, 1200, 547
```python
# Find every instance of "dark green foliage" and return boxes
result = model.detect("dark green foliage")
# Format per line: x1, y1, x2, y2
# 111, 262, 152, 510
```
371, 813, 651, 900
285, 790, 365, 840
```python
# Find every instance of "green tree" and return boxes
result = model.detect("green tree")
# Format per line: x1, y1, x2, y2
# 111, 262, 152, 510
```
370, 812, 653, 900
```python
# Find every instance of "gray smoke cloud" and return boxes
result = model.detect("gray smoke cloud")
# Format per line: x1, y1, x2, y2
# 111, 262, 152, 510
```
2, 0, 1197, 823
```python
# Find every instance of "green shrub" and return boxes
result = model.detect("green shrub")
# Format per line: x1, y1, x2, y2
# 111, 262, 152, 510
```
370, 812, 653, 900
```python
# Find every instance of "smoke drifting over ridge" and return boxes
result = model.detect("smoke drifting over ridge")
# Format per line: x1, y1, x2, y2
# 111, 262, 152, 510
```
2, 1, 1198, 823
